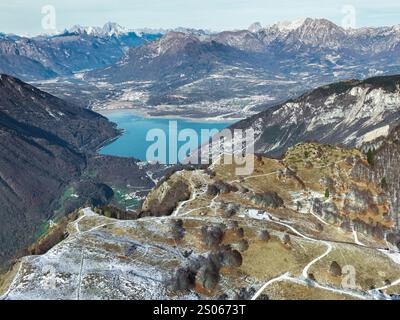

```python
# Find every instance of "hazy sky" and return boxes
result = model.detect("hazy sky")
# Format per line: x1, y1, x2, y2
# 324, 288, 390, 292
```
1, 0, 399, 35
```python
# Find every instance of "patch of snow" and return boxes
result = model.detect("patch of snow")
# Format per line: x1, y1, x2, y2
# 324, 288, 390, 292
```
272, 18, 307, 32
359, 125, 390, 145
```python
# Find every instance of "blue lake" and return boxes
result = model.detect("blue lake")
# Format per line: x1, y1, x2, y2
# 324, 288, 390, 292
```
99, 111, 234, 163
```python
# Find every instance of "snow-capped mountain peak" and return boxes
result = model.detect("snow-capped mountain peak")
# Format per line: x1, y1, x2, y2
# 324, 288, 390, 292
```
67, 24, 100, 35
67, 22, 130, 37
248, 22, 263, 33
273, 17, 307, 32
102, 22, 129, 36
391, 24, 400, 33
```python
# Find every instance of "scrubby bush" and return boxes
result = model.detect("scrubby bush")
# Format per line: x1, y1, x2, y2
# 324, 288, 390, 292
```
201, 225, 225, 249
125, 244, 137, 256
282, 233, 291, 245
365, 278, 375, 290
250, 192, 284, 208
224, 203, 240, 218
219, 222, 228, 230
206, 184, 219, 196
187, 255, 207, 273
170, 219, 185, 241
168, 267, 196, 292
172, 239, 245, 293
95, 205, 137, 220
308, 273, 316, 281
197, 265, 220, 290
329, 261, 342, 277
353, 219, 388, 239
207, 180, 237, 196
367, 149, 376, 166
220, 248, 243, 268
236, 239, 249, 252
320, 177, 335, 191
183, 250, 193, 258
235, 227, 245, 238
316, 223, 324, 232
172, 219, 184, 229
258, 230, 270, 241
340, 219, 352, 232
383, 212, 391, 222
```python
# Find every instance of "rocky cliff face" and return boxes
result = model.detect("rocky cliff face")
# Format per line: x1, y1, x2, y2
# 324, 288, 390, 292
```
142, 173, 191, 216
232, 75, 400, 157
351, 126, 400, 229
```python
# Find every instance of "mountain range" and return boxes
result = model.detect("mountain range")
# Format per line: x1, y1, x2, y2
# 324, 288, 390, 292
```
1, 18, 400, 119
43, 18, 400, 118
2, 18, 400, 300
0, 23, 161, 81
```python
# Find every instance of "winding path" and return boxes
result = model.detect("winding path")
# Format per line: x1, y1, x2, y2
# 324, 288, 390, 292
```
250, 211, 372, 300
251, 273, 290, 300
302, 241, 332, 279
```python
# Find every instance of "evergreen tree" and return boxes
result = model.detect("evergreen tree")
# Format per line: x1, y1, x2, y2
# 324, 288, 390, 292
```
367, 149, 375, 166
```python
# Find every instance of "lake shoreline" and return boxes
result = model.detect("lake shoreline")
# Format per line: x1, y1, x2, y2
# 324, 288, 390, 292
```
97, 111, 233, 161
96, 107, 242, 124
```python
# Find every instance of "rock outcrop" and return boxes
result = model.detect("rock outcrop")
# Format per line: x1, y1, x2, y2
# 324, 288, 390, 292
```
142, 177, 191, 216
